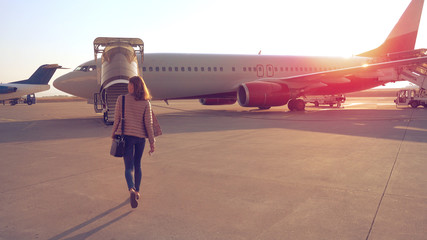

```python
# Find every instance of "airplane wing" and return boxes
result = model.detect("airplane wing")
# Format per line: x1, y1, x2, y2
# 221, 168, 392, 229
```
259, 55, 427, 96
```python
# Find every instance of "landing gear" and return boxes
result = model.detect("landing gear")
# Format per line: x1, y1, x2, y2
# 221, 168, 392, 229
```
410, 101, 420, 108
258, 106, 271, 110
103, 112, 110, 125
103, 111, 114, 125
25, 94, 36, 105
288, 99, 305, 111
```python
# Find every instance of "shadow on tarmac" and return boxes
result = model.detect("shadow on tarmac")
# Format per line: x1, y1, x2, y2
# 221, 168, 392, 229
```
47, 199, 131, 240
0, 117, 109, 143
158, 108, 427, 143
1, 108, 427, 143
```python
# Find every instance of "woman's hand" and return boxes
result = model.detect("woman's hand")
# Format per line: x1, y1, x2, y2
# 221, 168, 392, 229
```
149, 144, 155, 156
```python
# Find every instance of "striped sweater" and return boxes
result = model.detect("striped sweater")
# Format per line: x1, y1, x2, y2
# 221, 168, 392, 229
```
112, 94, 155, 145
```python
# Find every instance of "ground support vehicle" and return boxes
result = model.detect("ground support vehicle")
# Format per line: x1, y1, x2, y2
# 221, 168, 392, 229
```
304, 95, 346, 108
394, 88, 427, 108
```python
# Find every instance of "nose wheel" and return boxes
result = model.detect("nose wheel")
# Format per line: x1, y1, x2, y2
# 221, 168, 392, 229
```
103, 111, 113, 125
288, 99, 305, 111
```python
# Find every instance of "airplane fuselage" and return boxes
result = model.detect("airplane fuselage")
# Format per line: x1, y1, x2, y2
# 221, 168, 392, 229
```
0, 83, 49, 101
54, 53, 370, 101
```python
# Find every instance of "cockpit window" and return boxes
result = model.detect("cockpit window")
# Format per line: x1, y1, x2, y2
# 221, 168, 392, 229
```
74, 65, 96, 72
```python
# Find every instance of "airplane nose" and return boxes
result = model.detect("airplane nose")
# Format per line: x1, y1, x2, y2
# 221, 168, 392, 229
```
52, 70, 96, 99
53, 74, 69, 91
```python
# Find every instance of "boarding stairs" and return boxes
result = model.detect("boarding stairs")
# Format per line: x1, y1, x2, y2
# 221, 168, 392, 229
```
104, 84, 128, 124
386, 49, 427, 89
401, 63, 427, 89
93, 37, 144, 125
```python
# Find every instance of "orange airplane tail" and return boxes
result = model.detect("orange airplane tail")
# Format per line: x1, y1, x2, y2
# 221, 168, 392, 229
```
358, 0, 424, 57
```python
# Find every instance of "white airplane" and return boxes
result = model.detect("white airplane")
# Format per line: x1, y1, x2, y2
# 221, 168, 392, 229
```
54, 0, 427, 113
1, 64, 62, 105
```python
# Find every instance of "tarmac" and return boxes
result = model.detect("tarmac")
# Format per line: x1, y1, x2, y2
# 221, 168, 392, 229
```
0, 97, 426, 240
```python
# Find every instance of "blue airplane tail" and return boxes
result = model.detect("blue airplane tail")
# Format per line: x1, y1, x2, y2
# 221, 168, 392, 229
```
14, 64, 62, 85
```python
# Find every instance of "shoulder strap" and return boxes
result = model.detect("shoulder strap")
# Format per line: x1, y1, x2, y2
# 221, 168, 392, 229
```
121, 95, 125, 136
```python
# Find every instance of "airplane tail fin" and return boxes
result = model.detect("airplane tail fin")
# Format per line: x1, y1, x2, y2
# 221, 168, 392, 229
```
358, 0, 424, 57
14, 64, 62, 85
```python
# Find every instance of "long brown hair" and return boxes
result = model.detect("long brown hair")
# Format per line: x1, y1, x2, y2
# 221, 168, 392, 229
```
128, 76, 152, 101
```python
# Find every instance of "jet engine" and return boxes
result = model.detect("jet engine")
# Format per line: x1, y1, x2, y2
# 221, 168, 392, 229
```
237, 81, 290, 108
0, 86, 17, 94
199, 98, 237, 105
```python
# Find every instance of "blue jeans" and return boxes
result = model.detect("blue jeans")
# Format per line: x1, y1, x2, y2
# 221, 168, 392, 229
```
123, 135, 146, 192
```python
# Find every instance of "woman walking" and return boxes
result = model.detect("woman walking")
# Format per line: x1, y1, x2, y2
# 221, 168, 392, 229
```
111, 76, 156, 208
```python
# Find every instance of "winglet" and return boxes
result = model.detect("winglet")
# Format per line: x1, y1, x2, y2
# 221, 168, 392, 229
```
358, 0, 424, 57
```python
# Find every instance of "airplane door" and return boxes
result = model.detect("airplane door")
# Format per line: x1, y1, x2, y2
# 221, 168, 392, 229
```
256, 64, 274, 77
256, 64, 264, 77
266, 64, 274, 77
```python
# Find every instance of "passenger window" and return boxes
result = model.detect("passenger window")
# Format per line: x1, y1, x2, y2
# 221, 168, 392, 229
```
243, 67, 247, 72
143, 67, 146, 72
232, 67, 235, 72
220, 67, 223, 72
214, 67, 217, 72
149, 67, 153, 72
155, 67, 159, 72
162, 67, 166, 71
168, 67, 172, 72
201, 67, 205, 72
181, 67, 185, 72
175, 67, 178, 72
188, 67, 192, 72
194, 67, 198, 72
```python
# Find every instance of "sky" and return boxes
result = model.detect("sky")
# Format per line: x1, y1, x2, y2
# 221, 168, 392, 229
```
0, 0, 425, 96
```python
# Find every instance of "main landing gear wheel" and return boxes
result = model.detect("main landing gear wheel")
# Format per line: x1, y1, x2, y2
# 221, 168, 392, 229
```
258, 106, 271, 110
314, 101, 319, 107
410, 101, 419, 109
288, 99, 305, 111
103, 112, 109, 125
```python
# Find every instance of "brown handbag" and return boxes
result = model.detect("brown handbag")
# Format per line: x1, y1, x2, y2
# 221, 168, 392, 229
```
145, 102, 162, 137
152, 110, 162, 137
